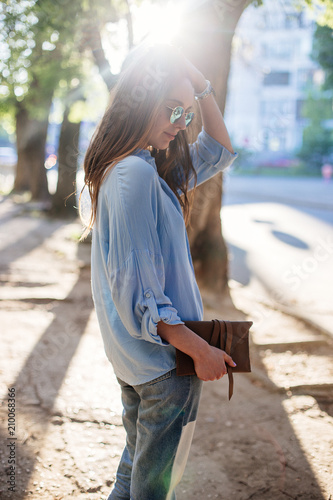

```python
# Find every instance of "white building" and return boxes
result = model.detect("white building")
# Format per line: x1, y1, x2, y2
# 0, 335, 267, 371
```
225, 0, 323, 159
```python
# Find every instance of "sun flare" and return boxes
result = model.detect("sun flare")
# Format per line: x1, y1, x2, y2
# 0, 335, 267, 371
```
133, 1, 183, 45
103, 1, 184, 74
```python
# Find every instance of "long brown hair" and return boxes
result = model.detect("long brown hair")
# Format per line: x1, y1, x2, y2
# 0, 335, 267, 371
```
80, 44, 197, 238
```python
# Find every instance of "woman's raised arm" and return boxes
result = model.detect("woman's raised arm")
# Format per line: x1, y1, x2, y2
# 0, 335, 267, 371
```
185, 59, 235, 154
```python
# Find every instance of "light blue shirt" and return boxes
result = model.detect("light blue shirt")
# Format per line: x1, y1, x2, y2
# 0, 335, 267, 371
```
91, 128, 237, 385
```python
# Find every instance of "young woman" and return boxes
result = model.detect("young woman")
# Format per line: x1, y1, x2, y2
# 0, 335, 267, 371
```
82, 44, 238, 500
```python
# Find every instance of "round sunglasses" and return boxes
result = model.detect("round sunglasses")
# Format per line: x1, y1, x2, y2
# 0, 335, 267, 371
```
166, 105, 195, 127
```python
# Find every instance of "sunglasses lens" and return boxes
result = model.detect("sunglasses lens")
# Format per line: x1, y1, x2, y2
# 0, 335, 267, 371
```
169, 106, 194, 126
170, 106, 184, 124
185, 112, 194, 127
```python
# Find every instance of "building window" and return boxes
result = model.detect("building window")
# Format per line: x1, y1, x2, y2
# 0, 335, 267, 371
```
262, 12, 285, 30
285, 13, 302, 29
261, 41, 296, 60
263, 72, 290, 86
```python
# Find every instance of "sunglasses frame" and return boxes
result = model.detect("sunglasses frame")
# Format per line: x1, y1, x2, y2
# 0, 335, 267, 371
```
166, 105, 194, 127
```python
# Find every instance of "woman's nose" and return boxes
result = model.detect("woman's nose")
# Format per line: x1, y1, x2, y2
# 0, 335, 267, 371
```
175, 115, 187, 131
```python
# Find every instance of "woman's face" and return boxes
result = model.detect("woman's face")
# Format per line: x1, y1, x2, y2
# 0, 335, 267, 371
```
147, 77, 195, 150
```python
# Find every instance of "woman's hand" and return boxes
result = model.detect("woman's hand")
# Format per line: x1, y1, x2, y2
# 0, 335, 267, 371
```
184, 58, 207, 95
192, 344, 235, 382
183, 56, 235, 154
157, 322, 236, 382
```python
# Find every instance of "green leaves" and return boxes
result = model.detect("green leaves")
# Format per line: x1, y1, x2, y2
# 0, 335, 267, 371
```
312, 24, 333, 90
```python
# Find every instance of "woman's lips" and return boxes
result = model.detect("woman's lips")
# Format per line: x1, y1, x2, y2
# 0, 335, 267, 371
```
164, 132, 176, 140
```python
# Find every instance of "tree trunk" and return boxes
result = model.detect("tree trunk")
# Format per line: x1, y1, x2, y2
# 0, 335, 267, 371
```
125, 0, 134, 49
14, 103, 51, 200
176, 0, 247, 293
51, 107, 81, 217
82, 20, 117, 91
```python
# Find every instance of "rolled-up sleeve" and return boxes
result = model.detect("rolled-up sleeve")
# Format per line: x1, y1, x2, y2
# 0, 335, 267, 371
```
188, 128, 238, 188
106, 158, 183, 344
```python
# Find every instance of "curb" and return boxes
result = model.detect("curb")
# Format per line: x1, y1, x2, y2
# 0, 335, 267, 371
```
254, 298, 333, 341
224, 189, 333, 212
230, 284, 333, 341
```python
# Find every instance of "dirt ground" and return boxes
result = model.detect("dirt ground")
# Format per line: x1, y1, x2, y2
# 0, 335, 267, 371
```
0, 196, 332, 500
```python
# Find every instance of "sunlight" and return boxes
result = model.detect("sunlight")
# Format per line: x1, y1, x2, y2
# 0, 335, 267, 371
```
103, 1, 183, 74
133, 1, 183, 45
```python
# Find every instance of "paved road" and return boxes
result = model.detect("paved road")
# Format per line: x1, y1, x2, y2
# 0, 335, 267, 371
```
223, 175, 333, 211
221, 175, 333, 336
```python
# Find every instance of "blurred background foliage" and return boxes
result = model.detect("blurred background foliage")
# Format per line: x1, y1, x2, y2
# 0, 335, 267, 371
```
0, 0, 123, 208
0, 2, 331, 213
0, 0, 332, 203
296, 22, 333, 172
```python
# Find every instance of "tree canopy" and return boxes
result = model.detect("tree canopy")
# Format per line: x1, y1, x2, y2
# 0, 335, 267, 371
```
312, 23, 333, 90
304, 0, 333, 29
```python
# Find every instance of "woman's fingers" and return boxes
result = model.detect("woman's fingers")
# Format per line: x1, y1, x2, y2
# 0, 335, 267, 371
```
194, 347, 236, 381
184, 58, 206, 94
224, 352, 237, 368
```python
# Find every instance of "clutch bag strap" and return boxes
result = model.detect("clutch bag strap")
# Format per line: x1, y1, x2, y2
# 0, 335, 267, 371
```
210, 319, 220, 347
220, 320, 234, 400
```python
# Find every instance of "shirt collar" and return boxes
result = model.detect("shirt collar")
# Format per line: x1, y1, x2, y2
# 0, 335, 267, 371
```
133, 148, 157, 171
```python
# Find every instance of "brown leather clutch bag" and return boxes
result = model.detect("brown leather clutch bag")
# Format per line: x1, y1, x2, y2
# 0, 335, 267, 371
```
176, 319, 253, 399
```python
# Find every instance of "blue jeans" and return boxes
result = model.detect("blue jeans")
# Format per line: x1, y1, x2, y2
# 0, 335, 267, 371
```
108, 369, 203, 500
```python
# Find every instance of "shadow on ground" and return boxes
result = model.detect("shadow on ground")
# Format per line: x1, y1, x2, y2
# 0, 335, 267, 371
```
0, 206, 330, 499
0, 239, 93, 499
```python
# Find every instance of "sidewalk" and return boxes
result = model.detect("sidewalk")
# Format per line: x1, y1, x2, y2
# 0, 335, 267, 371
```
0, 197, 332, 500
